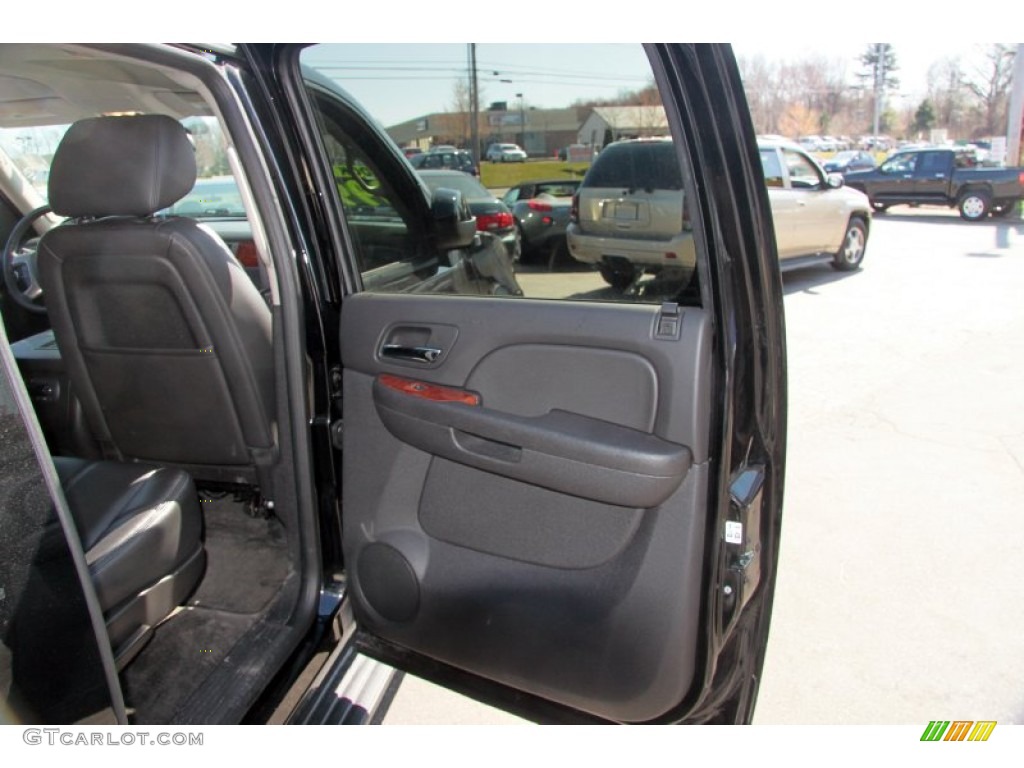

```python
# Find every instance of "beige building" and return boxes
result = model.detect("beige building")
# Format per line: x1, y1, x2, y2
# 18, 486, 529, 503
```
387, 107, 585, 158
577, 106, 669, 149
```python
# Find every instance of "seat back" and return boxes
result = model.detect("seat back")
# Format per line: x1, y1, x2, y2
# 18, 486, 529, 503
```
37, 115, 275, 485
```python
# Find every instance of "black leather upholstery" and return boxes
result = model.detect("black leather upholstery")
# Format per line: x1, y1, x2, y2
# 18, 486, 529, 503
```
37, 115, 276, 486
49, 115, 196, 218
54, 457, 205, 667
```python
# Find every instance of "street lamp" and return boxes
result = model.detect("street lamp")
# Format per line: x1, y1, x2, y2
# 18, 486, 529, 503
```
516, 92, 525, 149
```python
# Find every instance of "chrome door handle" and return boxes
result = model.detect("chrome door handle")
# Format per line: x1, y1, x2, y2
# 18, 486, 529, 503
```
381, 344, 443, 364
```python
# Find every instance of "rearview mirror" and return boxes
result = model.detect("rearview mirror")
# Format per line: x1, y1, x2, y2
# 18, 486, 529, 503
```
431, 188, 477, 251
826, 173, 844, 189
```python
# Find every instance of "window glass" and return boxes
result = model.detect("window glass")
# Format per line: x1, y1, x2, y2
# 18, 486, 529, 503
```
299, 44, 699, 306
0, 117, 240, 217
304, 90, 443, 293
759, 148, 784, 188
881, 153, 917, 174
782, 149, 821, 188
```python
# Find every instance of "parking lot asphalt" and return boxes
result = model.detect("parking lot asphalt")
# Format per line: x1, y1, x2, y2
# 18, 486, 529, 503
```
382, 209, 1024, 725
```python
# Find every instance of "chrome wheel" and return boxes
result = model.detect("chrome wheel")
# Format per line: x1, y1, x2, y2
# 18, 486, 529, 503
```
832, 218, 867, 272
959, 192, 989, 221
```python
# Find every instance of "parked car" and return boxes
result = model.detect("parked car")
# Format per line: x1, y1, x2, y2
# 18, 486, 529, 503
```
164, 175, 246, 217
844, 147, 1024, 219
556, 144, 593, 161
822, 150, 877, 175
429, 144, 458, 154
402, 146, 424, 159
409, 149, 479, 177
501, 178, 580, 264
567, 137, 870, 289
417, 169, 522, 281
758, 139, 871, 271
0, 42, 786, 728
566, 138, 695, 289
798, 135, 823, 152
485, 142, 527, 163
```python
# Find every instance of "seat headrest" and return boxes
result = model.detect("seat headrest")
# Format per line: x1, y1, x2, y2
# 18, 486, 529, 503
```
48, 115, 197, 218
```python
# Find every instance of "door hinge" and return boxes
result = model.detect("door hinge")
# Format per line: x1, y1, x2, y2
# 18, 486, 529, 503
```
330, 420, 344, 450
329, 365, 344, 399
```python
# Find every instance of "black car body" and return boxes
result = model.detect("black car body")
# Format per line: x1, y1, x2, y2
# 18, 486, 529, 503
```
417, 169, 522, 274
821, 150, 876, 176
409, 149, 480, 178
413, 171, 520, 290
0, 43, 786, 726
844, 148, 1024, 220
502, 179, 580, 263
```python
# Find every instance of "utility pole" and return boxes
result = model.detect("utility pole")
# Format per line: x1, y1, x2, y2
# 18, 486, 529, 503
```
872, 44, 886, 140
517, 93, 525, 149
1006, 44, 1024, 218
1007, 44, 1024, 167
469, 44, 480, 163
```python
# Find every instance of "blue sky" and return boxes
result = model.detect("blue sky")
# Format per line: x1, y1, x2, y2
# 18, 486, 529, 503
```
302, 44, 655, 126
302, 42, 988, 128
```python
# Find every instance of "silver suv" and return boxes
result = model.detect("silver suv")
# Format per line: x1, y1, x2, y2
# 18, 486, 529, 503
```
566, 138, 694, 289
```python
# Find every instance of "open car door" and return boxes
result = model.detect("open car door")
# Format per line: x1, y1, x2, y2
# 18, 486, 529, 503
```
244, 43, 787, 724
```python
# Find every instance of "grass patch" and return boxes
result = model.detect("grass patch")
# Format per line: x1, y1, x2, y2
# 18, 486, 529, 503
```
481, 160, 591, 188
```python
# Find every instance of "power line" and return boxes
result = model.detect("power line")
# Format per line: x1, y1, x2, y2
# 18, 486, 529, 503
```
311, 62, 650, 84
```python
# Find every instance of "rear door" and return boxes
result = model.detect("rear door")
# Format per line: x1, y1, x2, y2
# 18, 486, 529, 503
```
577, 140, 684, 241
246, 43, 786, 724
912, 150, 954, 202
780, 146, 836, 254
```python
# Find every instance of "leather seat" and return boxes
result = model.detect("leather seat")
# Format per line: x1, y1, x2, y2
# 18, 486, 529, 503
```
55, 456, 205, 669
37, 114, 276, 489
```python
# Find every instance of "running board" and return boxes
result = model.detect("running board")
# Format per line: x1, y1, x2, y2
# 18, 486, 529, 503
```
287, 636, 402, 724
778, 253, 834, 273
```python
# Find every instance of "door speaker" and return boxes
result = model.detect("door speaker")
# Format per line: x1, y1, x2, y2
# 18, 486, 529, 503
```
356, 542, 420, 622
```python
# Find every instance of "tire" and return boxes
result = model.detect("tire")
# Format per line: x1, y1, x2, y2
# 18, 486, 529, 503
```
511, 223, 524, 266
870, 201, 888, 214
832, 217, 867, 272
598, 263, 636, 290
958, 190, 990, 221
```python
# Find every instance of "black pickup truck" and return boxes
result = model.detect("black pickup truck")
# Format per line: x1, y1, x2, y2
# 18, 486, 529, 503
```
844, 148, 1024, 221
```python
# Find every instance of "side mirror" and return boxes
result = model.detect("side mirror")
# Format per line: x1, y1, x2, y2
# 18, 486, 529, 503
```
826, 173, 844, 189
431, 187, 477, 251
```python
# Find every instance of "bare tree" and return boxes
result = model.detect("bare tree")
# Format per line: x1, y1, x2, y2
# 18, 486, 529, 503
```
447, 79, 473, 147
960, 44, 1016, 137
737, 55, 787, 134
778, 103, 821, 138
927, 57, 967, 135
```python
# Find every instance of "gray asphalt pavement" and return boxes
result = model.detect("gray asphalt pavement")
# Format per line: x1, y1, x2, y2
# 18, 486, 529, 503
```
383, 209, 1024, 725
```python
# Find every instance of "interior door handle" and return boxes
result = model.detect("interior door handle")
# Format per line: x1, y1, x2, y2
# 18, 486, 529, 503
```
381, 344, 443, 364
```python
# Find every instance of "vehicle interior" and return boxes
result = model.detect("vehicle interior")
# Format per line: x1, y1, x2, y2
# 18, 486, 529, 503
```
2, 43, 784, 726
0, 44, 306, 725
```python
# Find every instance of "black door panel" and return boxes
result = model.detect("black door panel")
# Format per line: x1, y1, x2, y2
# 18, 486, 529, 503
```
341, 292, 712, 721
373, 380, 692, 507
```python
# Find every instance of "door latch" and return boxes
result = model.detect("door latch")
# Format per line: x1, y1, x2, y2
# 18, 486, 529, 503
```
654, 301, 682, 340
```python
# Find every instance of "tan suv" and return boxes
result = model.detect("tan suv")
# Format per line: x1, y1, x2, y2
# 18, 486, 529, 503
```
758, 139, 871, 272
566, 138, 695, 289
567, 137, 871, 289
